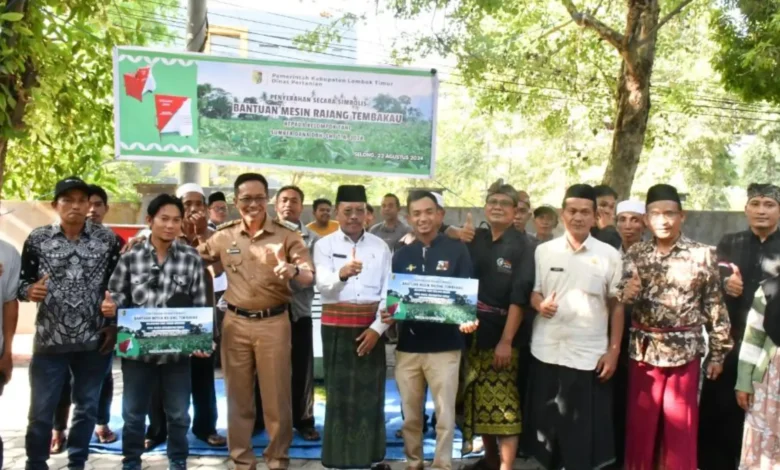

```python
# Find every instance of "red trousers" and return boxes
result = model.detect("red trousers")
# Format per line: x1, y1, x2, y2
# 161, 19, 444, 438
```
624, 358, 700, 470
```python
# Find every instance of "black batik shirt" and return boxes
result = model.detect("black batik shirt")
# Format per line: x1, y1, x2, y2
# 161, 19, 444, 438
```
717, 228, 780, 344
467, 226, 535, 349
18, 221, 122, 354
392, 234, 473, 353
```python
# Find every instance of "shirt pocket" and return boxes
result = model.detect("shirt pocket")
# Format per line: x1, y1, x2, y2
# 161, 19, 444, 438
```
578, 271, 606, 296
130, 273, 151, 305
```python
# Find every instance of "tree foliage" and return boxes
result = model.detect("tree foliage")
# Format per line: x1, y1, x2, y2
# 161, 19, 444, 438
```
711, 0, 780, 104
0, 0, 176, 200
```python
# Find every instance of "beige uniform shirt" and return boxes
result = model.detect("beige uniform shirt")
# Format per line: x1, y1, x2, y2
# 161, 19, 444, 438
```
198, 216, 314, 311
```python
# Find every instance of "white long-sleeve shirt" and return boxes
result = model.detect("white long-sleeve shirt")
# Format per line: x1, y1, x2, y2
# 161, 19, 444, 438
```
313, 228, 392, 335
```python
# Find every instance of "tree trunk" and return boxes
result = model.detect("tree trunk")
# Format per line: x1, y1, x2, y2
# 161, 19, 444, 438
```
602, 1, 660, 200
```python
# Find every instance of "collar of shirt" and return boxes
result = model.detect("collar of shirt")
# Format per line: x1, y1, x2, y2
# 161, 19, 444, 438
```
238, 215, 276, 239
752, 227, 780, 244
52, 220, 94, 239
563, 234, 595, 253
338, 227, 367, 244
143, 238, 183, 261
644, 234, 694, 255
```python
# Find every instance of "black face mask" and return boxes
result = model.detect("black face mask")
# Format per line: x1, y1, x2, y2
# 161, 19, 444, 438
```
762, 276, 780, 346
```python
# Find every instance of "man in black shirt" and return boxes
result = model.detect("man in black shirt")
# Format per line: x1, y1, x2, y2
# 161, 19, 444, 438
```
384, 191, 475, 470
461, 181, 535, 470
698, 183, 780, 470
19, 177, 121, 470
591, 185, 622, 250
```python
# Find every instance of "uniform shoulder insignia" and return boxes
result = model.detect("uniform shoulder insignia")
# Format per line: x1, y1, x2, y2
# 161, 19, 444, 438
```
274, 219, 299, 232
216, 220, 241, 231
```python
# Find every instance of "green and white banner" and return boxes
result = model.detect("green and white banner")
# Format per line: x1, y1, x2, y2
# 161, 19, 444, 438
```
113, 47, 438, 177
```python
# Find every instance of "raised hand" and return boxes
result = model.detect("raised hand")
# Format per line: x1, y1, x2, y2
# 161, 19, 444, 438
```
623, 271, 642, 302
101, 291, 117, 318
540, 291, 558, 318
460, 213, 476, 243
272, 246, 296, 281
339, 246, 363, 280
725, 264, 743, 298
28, 274, 49, 302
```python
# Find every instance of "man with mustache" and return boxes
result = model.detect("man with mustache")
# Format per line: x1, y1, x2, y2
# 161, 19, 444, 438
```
698, 183, 780, 470
621, 184, 733, 470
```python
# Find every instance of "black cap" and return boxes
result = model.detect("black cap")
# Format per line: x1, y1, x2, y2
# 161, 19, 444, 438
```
646, 184, 682, 207
564, 184, 597, 203
208, 191, 226, 206
336, 185, 367, 204
534, 205, 558, 219
54, 176, 90, 201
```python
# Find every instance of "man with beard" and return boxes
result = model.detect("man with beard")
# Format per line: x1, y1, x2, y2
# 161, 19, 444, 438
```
254, 185, 321, 442
621, 184, 732, 470
460, 181, 534, 470
611, 199, 645, 468
314, 185, 392, 470
698, 183, 780, 470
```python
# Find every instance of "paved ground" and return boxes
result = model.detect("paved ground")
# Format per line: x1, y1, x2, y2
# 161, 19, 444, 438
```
2, 339, 541, 469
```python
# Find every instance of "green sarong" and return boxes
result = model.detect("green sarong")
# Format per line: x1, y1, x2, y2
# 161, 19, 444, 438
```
321, 325, 386, 468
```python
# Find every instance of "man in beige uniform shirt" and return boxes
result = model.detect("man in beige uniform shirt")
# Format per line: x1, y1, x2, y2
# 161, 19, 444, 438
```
197, 173, 314, 470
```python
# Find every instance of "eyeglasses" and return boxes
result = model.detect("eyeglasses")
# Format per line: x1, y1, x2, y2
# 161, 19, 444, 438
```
647, 211, 680, 220
486, 199, 515, 208
238, 196, 268, 206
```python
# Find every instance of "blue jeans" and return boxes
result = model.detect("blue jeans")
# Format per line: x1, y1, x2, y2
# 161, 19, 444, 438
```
121, 358, 191, 469
25, 350, 112, 470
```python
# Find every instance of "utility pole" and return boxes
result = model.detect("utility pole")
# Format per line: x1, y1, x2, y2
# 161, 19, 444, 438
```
181, 0, 208, 184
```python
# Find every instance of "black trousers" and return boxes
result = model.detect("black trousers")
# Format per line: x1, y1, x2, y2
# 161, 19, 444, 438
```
53, 367, 114, 431
146, 355, 219, 441
698, 351, 744, 470
255, 315, 315, 431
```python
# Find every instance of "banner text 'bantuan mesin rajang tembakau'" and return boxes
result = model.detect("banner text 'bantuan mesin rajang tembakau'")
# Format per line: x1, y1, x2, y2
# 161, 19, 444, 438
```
112, 47, 439, 178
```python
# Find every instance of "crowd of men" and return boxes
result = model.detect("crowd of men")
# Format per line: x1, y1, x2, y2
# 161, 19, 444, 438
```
0, 173, 778, 470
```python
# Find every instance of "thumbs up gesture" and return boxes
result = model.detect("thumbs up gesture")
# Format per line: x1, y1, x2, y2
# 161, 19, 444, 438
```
27, 273, 49, 302
101, 291, 117, 318
460, 213, 476, 243
540, 291, 558, 318
272, 246, 296, 281
339, 246, 363, 280
725, 263, 743, 298
623, 270, 642, 302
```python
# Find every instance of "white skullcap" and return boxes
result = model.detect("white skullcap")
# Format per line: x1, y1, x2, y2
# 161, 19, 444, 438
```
175, 183, 205, 198
616, 200, 646, 216
431, 192, 444, 208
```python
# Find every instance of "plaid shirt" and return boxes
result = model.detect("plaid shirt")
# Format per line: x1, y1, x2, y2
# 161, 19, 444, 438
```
108, 239, 207, 310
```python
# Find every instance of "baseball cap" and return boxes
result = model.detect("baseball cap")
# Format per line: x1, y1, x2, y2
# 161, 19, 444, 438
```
54, 176, 90, 201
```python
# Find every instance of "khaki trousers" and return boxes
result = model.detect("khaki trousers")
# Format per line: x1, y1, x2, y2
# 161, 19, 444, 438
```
395, 350, 461, 470
222, 311, 292, 470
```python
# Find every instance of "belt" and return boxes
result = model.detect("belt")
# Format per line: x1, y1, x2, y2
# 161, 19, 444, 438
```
631, 321, 699, 333
228, 303, 287, 319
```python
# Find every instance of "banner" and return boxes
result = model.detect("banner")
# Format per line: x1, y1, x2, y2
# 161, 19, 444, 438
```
387, 273, 478, 325
116, 307, 213, 359
113, 47, 438, 178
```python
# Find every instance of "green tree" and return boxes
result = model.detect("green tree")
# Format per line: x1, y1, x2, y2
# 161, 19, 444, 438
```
711, 0, 780, 104
0, 0, 176, 199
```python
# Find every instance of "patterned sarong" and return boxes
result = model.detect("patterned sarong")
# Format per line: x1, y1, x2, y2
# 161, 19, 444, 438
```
321, 302, 386, 469
460, 333, 521, 455
740, 348, 780, 469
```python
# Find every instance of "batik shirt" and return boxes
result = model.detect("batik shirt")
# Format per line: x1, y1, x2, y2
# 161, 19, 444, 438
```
18, 221, 121, 354
620, 235, 733, 367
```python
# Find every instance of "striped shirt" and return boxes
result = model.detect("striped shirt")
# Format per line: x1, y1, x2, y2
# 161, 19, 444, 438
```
736, 285, 777, 394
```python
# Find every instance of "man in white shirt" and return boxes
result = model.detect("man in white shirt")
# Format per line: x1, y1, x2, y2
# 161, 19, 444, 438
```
313, 185, 392, 470
524, 184, 624, 470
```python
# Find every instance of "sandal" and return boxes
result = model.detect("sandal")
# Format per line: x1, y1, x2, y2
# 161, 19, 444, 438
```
50, 431, 67, 454
297, 426, 320, 441
205, 433, 227, 447
94, 426, 118, 444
